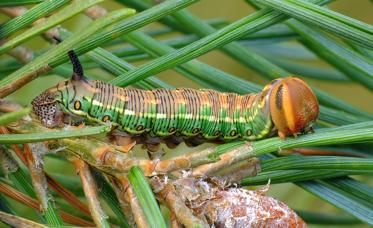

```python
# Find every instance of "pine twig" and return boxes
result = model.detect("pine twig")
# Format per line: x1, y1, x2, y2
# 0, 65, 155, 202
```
73, 159, 110, 227
109, 176, 136, 226
0, 128, 93, 217
156, 183, 209, 228
118, 176, 150, 228
23, 144, 50, 211
214, 157, 261, 183
0, 182, 95, 226
8, 46, 34, 64
190, 143, 253, 177
0, 6, 27, 17
45, 174, 91, 216
0, 105, 91, 217
0, 211, 48, 228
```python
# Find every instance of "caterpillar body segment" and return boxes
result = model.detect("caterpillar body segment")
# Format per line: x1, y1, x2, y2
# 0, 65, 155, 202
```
32, 51, 319, 150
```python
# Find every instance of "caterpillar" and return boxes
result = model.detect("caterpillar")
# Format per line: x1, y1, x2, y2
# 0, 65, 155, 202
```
32, 50, 319, 151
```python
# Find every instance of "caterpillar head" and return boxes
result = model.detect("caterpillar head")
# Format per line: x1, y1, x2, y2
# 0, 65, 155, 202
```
266, 77, 319, 139
32, 50, 89, 127
32, 89, 64, 127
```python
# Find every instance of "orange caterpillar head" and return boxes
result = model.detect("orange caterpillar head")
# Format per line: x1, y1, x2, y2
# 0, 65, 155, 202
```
267, 77, 319, 139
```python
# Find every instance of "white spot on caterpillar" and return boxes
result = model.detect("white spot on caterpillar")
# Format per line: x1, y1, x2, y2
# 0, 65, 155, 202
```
92, 100, 103, 107
124, 109, 135, 115
184, 114, 193, 119
156, 113, 166, 119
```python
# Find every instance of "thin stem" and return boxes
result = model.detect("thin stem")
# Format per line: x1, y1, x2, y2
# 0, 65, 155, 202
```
0, 211, 48, 228
24, 144, 63, 226
118, 176, 150, 228
0, 182, 95, 226
157, 183, 209, 228
73, 159, 110, 228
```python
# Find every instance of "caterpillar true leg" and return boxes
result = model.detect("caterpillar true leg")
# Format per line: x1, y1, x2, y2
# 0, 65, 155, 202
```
184, 137, 206, 147
164, 135, 184, 149
110, 130, 136, 153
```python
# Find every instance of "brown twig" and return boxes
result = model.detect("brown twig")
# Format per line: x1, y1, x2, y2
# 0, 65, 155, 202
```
109, 176, 136, 226
72, 159, 109, 227
0, 7, 46, 65
45, 174, 91, 216
0, 145, 19, 177
0, 6, 27, 17
0, 5, 107, 98
0, 5, 59, 98
170, 210, 182, 228
0, 64, 52, 98
24, 143, 50, 211
0, 125, 91, 218
215, 157, 261, 183
84, 5, 108, 19
0, 182, 95, 226
190, 143, 254, 177
157, 183, 209, 228
118, 176, 150, 228
0, 99, 23, 112
8, 46, 34, 64
33, 17, 61, 42
0, 5, 61, 41
0, 5, 106, 98
279, 148, 365, 157
0, 211, 48, 228
0, 127, 27, 164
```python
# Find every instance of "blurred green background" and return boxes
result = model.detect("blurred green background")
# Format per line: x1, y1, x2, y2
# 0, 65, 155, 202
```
1, 0, 372, 227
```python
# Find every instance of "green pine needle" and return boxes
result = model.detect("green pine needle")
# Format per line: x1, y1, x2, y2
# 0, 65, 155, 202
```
128, 166, 167, 228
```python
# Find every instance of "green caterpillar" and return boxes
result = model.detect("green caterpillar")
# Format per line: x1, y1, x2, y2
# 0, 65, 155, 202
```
32, 51, 319, 151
